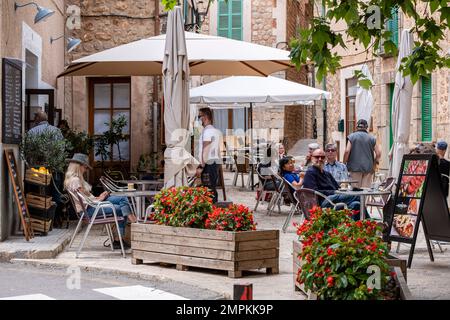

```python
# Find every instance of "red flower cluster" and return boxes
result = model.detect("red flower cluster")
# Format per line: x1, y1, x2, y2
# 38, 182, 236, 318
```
295, 207, 390, 300
152, 186, 213, 228
205, 204, 257, 232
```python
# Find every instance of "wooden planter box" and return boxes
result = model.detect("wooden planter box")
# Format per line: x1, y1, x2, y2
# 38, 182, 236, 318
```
293, 240, 412, 299
131, 224, 279, 278
25, 169, 51, 186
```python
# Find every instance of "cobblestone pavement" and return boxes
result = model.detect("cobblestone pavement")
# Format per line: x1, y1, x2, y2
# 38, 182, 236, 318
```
6, 171, 450, 299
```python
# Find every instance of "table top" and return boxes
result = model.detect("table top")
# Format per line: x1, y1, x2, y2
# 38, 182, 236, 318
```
119, 179, 164, 185
335, 188, 391, 196
111, 190, 159, 197
337, 180, 359, 184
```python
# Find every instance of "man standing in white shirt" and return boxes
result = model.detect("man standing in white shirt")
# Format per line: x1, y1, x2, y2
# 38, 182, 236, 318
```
196, 107, 221, 203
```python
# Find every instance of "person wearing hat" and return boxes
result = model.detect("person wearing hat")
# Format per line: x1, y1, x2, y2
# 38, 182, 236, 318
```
436, 140, 449, 197
343, 119, 381, 188
64, 153, 137, 249
303, 142, 320, 169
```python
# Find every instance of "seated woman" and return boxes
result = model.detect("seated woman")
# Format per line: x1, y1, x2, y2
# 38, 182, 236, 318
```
64, 153, 137, 249
279, 156, 304, 189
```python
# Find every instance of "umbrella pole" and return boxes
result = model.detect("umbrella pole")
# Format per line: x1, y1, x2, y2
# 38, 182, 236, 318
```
250, 102, 254, 190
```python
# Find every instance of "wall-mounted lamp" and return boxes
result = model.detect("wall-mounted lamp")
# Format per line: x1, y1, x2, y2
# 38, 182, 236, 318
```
50, 35, 81, 52
14, 2, 55, 24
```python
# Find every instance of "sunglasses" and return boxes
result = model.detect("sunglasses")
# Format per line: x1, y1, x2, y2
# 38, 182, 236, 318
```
312, 155, 326, 160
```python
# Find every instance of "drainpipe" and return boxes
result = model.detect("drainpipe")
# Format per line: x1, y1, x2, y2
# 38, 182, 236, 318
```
153, 0, 160, 169
321, 1, 327, 148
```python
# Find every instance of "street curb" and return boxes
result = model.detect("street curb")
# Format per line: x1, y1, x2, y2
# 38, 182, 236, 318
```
0, 236, 72, 262
10, 258, 229, 300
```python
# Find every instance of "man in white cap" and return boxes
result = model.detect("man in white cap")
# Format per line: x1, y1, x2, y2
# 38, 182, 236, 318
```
343, 119, 381, 188
303, 142, 320, 169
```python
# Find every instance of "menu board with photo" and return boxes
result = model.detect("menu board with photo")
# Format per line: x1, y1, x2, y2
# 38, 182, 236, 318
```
2, 58, 23, 144
388, 154, 450, 268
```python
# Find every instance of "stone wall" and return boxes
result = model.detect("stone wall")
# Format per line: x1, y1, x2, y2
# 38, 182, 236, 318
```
283, 0, 313, 149
65, 0, 159, 171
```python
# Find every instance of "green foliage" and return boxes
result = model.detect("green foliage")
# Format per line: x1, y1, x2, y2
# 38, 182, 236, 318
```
20, 130, 69, 173
64, 129, 94, 157
290, 0, 450, 85
296, 207, 391, 300
94, 115, 128, 163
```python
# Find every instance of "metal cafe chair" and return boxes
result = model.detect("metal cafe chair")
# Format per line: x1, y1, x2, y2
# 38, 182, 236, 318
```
254, 163, 280, 212
287, 188, 348, 233
99, 176, 137, 215
67, 190, 126, 258
365, 176, 395, 220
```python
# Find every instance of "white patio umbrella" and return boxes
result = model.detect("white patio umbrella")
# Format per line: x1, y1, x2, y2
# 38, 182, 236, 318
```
58, 33, 292, 78
163, 7, 198, 186
389, 29, 414, 179
190, 76, 331, 105
355, 64, 374, 122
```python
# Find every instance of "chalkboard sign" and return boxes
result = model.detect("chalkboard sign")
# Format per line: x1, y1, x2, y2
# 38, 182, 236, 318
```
2, 58, 23, 144
388, 154, 449, 267
4, 149, 33, 240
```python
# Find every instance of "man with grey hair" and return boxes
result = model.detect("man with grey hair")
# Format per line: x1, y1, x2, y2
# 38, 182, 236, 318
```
28, 111, 63, 140
324, 142, 348, 182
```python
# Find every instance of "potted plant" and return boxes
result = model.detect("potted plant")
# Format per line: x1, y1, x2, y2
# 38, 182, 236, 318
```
94, 114, 128, 171
20, 130, 68, 174
293, 206, 403, 300
131, 186, 278, 278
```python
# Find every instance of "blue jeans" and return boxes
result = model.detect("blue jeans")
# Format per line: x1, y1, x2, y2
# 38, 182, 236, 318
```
86, 196, 132, 236
322, 194, 361, 221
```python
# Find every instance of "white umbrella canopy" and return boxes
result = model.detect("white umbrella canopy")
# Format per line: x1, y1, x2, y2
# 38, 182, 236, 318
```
355, 64, 374, 122
58, 33, 292, 77
163, 7, 198, 186
190, 76, 331, 105
389, 29, 414, 179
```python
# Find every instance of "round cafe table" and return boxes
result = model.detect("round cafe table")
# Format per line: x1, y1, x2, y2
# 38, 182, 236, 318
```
335, 188, 391, 220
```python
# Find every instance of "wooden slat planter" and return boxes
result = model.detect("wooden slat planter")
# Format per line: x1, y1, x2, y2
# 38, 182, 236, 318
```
293, 240, 412, 299
131, 224, 279, 278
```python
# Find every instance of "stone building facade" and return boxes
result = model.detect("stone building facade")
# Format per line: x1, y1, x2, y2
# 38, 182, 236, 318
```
321, 3, 450, 173
0, 0, 66, 240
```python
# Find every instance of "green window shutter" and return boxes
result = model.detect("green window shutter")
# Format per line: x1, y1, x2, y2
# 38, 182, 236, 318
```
217, 0, 242, 40
387, 6, 399, 48
421, 76, 432, 142
389, 83, 394, 149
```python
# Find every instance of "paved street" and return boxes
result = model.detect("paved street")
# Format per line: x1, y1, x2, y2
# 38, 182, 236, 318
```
0, 262, 223, 300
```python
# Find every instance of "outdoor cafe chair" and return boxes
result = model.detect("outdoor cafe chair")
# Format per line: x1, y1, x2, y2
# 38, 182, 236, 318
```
287, 188, 348, 232
67, 190, 126, 258
232, 154, 252, 188
365, 176, 395, 220
99, 176, 137, 215
254, 163, 281, 212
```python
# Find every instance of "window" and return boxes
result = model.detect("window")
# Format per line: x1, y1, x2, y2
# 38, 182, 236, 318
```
421, 76, 432, 142
345, 78, 358, 135
389, 83, 395, 148
217, 0, 242, 40
89, 78, 131, 162
387, 6, 399, 48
